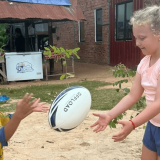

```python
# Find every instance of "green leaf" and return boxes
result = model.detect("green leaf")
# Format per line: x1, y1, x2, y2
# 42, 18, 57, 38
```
43, 50, 51, 57
63, 61, 66, 66
118, 114, 123, 119
73, 47, 80, 52
66, 53, 70, 58
130, 115, 133, 119
109, 121, 116, 128
74, 53, 80, 59
122, 73, 125, 78
44, 47, 50, 51
50, 45, 55, 50
119, 83, 121, 89
60, 47, 65, 53
111, 122, 116, 128
66, 49, 71, 55
0, 48, 4, 53
56, 48, 61, 54
116, 89, 119, 92
60, 74, 66, 80
115, 81, 119, 85
122, 87, 130, 93
143, 125, 146, 129
66, 73, 75, 78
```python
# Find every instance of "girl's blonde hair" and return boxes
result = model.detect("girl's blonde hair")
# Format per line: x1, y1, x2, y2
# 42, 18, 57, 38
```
130, 5, 160, 34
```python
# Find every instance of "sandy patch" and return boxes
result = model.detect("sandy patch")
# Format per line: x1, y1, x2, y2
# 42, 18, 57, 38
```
1, 62, 144, 160
4, 108, 144, 160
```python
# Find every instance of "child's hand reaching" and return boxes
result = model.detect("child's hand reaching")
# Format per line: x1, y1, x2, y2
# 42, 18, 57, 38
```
90, 113, 112, 133
4, 93, 49, 142
33, 101, 49, 113
14, 93, 49, 120
112, 120, 134, 142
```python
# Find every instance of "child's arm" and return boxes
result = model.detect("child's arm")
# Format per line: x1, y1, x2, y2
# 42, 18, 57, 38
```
112, 74, 160, 142
108, 73, 143, 119
4, 93, 47, 141
91, 72, 144, 132
0, 113, 11, 147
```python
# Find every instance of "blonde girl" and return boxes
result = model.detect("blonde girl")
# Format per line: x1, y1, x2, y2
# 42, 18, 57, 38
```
91, 5, 160, 160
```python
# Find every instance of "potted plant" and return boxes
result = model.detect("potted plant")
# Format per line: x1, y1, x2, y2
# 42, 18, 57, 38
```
43, 45, 80, 80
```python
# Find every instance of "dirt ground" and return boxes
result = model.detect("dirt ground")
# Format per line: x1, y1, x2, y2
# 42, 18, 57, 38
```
0, 61, 134, 89
2, 62, 144, 160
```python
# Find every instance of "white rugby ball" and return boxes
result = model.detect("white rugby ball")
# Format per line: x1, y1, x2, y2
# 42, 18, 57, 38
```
48, 86, 91, 132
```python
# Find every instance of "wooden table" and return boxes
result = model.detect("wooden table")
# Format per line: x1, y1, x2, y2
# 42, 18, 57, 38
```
44, 53, 75, 81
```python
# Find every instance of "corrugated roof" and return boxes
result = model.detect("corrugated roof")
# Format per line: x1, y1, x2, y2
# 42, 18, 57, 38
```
0, 1, 86, 23
8, 0, 71, 5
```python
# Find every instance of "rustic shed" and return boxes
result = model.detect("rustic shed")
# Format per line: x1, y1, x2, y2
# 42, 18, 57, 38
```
0, 0, 86, 81
0, 0, 86, 50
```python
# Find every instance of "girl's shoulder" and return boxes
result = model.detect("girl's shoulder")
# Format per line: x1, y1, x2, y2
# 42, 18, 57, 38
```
139, 55, 150, 64
137, 56, 150, 74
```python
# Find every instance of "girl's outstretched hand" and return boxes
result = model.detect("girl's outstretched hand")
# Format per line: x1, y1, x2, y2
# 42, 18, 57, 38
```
112, 120, 133, 142
90, 113, 111, 133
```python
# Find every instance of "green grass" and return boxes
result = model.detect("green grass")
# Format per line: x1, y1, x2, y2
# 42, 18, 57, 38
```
0, 102, 16, 112
0, 80, 125, 112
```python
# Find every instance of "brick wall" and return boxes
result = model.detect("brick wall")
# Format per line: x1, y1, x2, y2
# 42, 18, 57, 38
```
52, 21, 77, 49
52, 0, 110, 65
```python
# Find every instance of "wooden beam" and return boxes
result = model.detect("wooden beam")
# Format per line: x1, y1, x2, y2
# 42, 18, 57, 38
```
48, 22, 54, 74
25, 22, 29, 51
10, 25, 13, 51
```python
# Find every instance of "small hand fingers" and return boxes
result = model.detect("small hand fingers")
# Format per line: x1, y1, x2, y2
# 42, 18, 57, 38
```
41, 106, 49, 109
90, 121, 99, 128
112, 131, 124, 138
113, 136, 126, 142
112, 132, 126, 141
39, 102, 47, 106
93, 125, 101, 132
32, 98, 40, 107
101, 126, 106, 131
23, 93, 33, 103
42, 107, 49, 111
92, 113, 100, 117
41, 109, 48, 113
30, 98, 40, 108
95, 126, 104, 133
93, 125, 104, 133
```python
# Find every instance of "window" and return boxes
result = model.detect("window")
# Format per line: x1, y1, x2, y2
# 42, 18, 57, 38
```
116, 1, 133, 41
95, 8, 102, 42
79, 21, 85, 42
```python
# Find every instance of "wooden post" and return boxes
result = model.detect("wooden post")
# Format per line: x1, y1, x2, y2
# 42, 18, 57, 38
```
35, 35, 38, 51
25, 22, 29, 51
10, 25, 13, 51
48, 22, 54, 74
